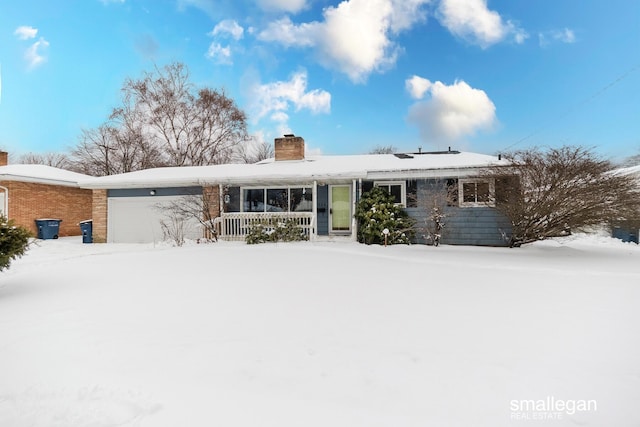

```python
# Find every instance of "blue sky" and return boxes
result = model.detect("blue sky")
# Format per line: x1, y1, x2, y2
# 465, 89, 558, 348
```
1, 0, 638, 161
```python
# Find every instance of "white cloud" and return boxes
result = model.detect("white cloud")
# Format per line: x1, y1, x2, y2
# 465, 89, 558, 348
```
388, 0, 432, 33
206, 20, 244, 65
257, 0, 308, 13
270, 111, 290, 122
25, 38, 50, 70
250, 70, 331, 133
556, 28, 576, 43
206, 43, 232, 64
258, 16, 319, 47
210, 19, 244, 40
407, 78, 496, 144
14, 26, 38, 40
539, 28, 576, 47
405, 75, 432, 99
258, 0, 430, 83
437, 0, 527, 48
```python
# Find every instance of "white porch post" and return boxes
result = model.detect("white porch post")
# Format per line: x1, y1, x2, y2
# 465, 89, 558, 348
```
218, 184, 224, 214
351, 179, 357, 241
218, 184, 224, 238
312, 180, 318, 241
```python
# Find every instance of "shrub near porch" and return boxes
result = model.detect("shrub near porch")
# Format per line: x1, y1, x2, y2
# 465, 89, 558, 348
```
355, 187, 414, 245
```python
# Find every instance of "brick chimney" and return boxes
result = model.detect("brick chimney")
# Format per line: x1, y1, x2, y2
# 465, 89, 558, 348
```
0, 152, 7, 166
274, 134, 305, 161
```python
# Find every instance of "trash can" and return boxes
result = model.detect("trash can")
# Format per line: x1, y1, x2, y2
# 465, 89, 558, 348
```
79, 220, 93, 244
35, 219, 62, 239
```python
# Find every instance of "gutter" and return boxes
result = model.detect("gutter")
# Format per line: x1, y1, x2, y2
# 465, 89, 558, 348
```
0, 174, 82, 188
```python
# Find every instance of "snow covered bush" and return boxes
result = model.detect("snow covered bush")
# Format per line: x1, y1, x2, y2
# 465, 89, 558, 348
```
245, 219, 307, 244
0, 216, 31, 271
485, 146, 640, 247
159, 209, 188, 247
355, 187, 414, 245
245, 223, 271, 244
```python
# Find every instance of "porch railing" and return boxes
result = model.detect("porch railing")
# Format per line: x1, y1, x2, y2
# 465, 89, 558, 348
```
213, 212, 315, 241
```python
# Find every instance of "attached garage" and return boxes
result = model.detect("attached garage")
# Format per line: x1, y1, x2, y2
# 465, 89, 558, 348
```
107, 187, 204, 244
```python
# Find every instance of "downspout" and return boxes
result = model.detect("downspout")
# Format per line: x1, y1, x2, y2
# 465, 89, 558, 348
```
0, 185, 8, 218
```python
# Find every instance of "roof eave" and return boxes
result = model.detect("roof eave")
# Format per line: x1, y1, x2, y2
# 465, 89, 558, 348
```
0, 175, 81, 188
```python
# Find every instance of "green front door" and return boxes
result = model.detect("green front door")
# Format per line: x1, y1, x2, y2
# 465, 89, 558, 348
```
330, 185, 351, 233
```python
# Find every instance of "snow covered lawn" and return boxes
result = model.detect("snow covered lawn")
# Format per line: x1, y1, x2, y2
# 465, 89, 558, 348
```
1, 236, 639, 426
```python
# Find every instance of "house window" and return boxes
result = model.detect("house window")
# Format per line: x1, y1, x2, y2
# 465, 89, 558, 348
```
406, 180, 417, 208
244, 188, 266, 212
241, 187, 313, 212
290, 188, 313, 212
447, 178, 458, 206
374, 181, 406, 206
458, 178, 495, 207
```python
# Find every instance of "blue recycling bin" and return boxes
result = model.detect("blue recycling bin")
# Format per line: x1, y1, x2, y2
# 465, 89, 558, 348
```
35, 219, 62, 239
79, 220, 93, 244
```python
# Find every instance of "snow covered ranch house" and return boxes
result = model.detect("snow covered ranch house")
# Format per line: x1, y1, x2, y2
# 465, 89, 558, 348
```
79, 135, 513, 245
0, 151, 93, 238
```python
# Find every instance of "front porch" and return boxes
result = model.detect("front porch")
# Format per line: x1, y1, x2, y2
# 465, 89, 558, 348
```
213, 212, 316, 241
213, 180, 360, 242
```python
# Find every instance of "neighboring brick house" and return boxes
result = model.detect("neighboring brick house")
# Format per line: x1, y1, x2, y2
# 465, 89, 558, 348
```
0, 152, 93, 238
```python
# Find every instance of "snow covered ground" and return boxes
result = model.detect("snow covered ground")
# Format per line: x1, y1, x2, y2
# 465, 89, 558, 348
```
0, 234, 638, 426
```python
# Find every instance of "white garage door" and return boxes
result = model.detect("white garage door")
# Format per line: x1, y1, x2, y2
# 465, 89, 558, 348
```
108, 196, 203, 244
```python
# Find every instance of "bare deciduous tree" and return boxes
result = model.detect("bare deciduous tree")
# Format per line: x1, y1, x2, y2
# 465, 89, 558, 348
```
19, 152, 72, 169
412, 179, 457, 246
125, 62, 248, 167
158, 185, 220, 242
70, 62, 249, 175
485, 146, 640, 246
71, 125, 120, 176
236, 138, 274, 163
369, 145, 398, 154
158, 204, 189, 247
71, 121, 162, 176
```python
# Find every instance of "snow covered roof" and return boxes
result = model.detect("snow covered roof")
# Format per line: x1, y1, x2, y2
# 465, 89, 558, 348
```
78, 151, 507, 189
614, 165, 640, 177
0, 164, 92, 187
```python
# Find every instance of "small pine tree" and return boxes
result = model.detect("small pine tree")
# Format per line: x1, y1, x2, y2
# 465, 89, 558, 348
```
0, 217, 31, 271
355, 187, 415, 245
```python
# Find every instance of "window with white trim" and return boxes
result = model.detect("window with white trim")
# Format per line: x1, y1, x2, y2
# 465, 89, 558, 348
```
458, 178, 495, 207
374, 181, 406, 206
241, 187, 313, 212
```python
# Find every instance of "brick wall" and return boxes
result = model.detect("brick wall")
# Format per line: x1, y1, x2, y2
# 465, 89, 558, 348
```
203, 185, 220, 240
274, 135, 305, 161
203, 185, 220, 217
92, 190, 108, 243
1, 181, 93, 237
